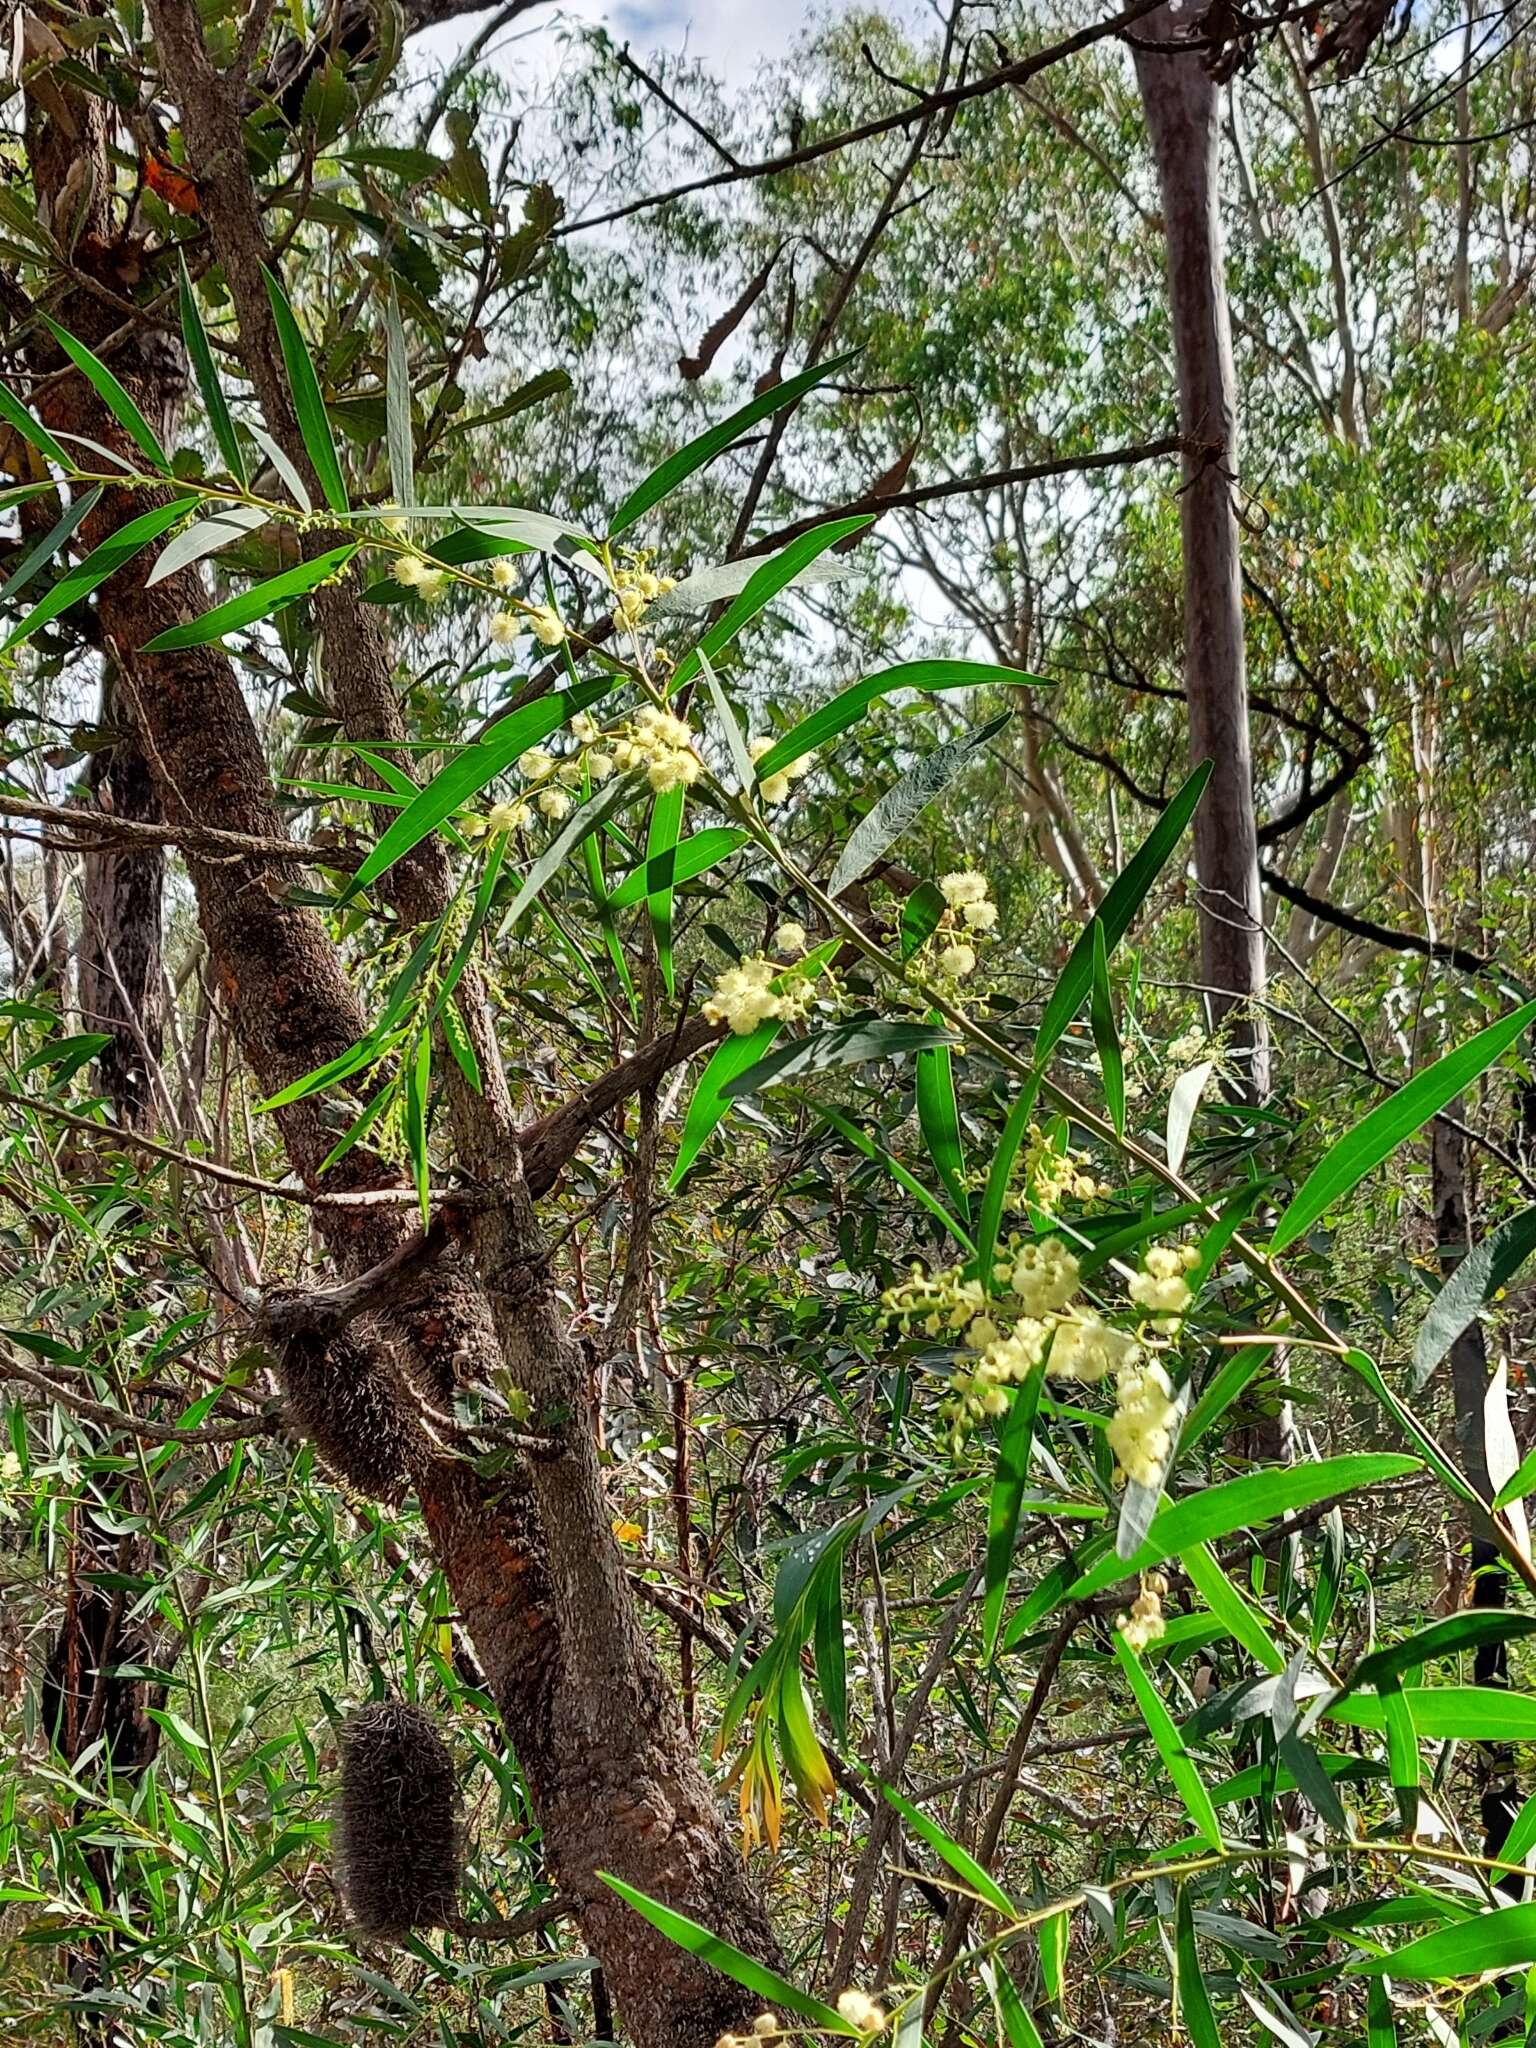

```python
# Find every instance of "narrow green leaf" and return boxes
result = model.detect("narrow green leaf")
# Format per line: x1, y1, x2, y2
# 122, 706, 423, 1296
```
827, 710, 1011, 897
1181, 1540, 1285, 1672
699, 647, 755, 793
1378, 1674, 1420, 1827
1272, 1002, 1536, 1254
813, 1564, 848, 1742
720, 1020, 958, 1100
754, 661, 1027, 784
1167, 1061, 1216, 1176
1037, 1909, 1068, 2007
1090, 919, 1123, 1135
384, 283, 415, 509
262, 265, 349, 513
0, 379, 69, 468
983, 1366, 1045, 1661
1066, 1454, 1422, 1599
812, 1100, 975, 1251
1354, 1902, 1536, 1981
670, 517, 872, 696
179, 258, 245, 485
900, 881, 947, 961
917, 1021, 969, 1224
1413, 1202, 1536, 1391
1179, 1342, 1268, 1455
1366, 1977, 1398, 2045
1495, 1439, 1536, 1511
668, 948, 840, 1189
609, 351, 860, 537
496, 779, 632, 936
1330, 1687, 1536, 1743
0, 485, 99, 608
980, 1961, 1045, 2048
1175, 1887, 1221, 2048
598, 1874, 858, 2031
1340, 1347, 1479, 1507
41, 315, 169, 472
2, 497, 189, 653
1114, 1632, 1223, 1848
404, 1030, 431, 1223
645, 783, 685, 999
1347, 1612, 1536, 1694
607, 827, 749, 909
1036, 761, 1212, 1068
140, 544, 359, 651
146, 504, 269, 588
342, 681, 610, 900
880, 1785, 1017, 1917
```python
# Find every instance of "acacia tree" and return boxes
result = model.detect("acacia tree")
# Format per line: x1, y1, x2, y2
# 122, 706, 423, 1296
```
8, 1, 1536, 2044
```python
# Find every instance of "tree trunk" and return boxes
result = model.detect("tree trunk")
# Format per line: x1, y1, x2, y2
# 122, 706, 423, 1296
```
1431, 1110, 1522, 1881
23, 69, 777, 2048
1134, 10, 1270, 1101
77, 673, 164, 1128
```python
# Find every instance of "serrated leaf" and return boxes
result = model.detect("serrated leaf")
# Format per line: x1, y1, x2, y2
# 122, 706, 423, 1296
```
828, 710, 1010, 898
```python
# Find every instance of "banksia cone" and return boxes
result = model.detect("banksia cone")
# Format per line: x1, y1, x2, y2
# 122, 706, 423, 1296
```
334, 1701, 464, 1938
277, 1331, 412, 1504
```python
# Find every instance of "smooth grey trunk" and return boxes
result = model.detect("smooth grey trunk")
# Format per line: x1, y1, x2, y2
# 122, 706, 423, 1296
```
1134, 9, 1270, 1101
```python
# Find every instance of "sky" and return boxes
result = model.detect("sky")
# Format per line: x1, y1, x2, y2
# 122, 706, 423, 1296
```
413, 0, 836, 83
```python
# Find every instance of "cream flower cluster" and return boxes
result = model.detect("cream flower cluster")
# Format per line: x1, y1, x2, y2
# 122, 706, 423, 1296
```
611, 556, 677, 631
1127, 1240, 1199, 1321
884, 1244, 1139, 1447
1106, 1355, 1178, 1486
749, 735, 815, 807
612, 705, 703, 794
462, 710, 620, 836
1118, 1569, 1169, 1653
715, 2013, 782, 2048
836, 1991, 887, 2035
939, 870, 999, 931
1003, 1237, 1081, 1316
1018, 1125, 1107, 1215
703, 957, 814, 1037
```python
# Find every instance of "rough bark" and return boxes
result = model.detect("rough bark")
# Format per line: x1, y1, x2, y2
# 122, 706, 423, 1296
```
22, 50, 778, 2048
1134, 10, 1270, 1100
77, 690, 165, 1129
